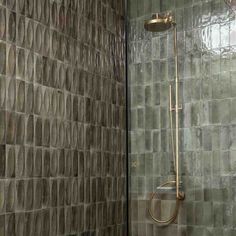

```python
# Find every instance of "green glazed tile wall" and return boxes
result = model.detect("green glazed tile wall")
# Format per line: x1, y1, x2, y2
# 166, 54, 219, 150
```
0, 0, 126, 235
128, 0, 236, 235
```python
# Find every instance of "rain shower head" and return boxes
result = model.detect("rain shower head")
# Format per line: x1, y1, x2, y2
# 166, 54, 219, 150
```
144, 13, 175, 32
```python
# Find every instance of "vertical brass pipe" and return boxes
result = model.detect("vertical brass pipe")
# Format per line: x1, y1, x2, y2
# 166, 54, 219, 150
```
173, 25, 181, 199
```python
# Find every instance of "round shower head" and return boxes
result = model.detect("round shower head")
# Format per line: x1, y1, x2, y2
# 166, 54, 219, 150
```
144, 13, 175, 32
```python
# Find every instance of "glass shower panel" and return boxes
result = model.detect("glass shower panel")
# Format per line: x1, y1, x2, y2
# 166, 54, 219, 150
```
128, 0, 236, 235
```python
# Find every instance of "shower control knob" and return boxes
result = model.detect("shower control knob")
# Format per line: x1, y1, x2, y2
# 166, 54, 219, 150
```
178, 191, 185, 200
152, 13, 159, 19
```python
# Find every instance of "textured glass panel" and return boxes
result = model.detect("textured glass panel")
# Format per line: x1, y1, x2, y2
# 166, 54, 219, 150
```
128, 0, 234, 235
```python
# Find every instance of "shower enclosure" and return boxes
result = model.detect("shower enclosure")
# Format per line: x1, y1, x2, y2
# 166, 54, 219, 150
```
1, 0, 236, 235
128, 0, 236, 235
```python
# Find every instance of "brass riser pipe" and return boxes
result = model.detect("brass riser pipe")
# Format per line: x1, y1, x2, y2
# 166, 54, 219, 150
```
174, 25, 180, 200
173, 25, 185, 201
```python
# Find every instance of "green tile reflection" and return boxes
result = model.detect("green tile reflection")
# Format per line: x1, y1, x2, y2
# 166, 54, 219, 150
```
128, 0, 236, 235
